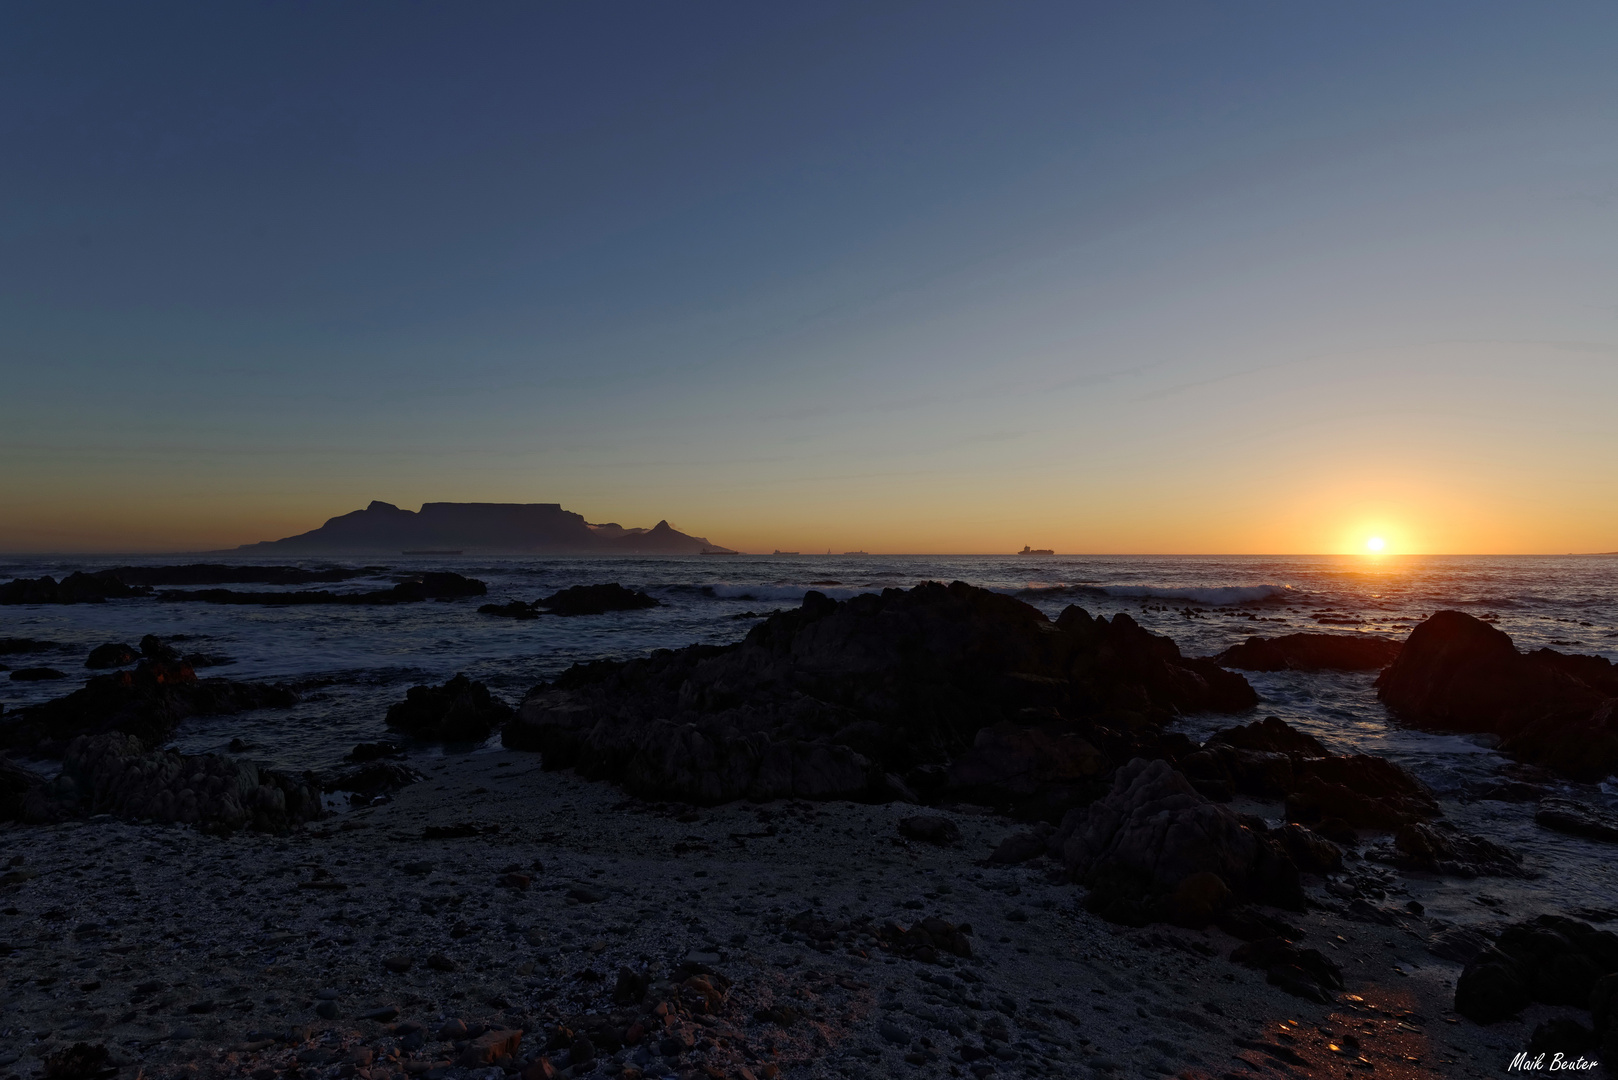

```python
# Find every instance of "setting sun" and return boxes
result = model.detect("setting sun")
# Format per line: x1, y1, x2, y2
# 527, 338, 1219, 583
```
1366, 536, 1386, 552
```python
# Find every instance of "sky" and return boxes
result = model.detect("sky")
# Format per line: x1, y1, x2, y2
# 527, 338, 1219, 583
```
3, 2, 1617, 555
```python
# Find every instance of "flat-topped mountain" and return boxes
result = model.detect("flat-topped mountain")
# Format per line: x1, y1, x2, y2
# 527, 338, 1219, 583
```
234, 501, 731, 555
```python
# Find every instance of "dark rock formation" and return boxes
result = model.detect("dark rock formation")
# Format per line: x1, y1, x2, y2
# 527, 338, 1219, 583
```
1229, 936, 1344, 1003
0, 573, 150, 605
234, 500, 728, 556
1270, 823, 1343, 875
1366, 821, 1529, 877
85, 643, 140, 669
897, 815, 960, 845
9, 667, 67, 681
0, 659, 298, 756
1051, 758, 1303, 927
1377, 610, 1618, 782
156, 571, 485, 606
0, 638, 57, 655
1214, 632, 1402, 672
385, 675, 513, 742
1536, 799, 1618, 844
538, 583, 661, 616
22, 732, 324, 832
0, 756, 46, 822
1455, 915, 1618, 1024
943, 722, 1111, 821
327, 760, 424, 804
1178, 716, 1438, 829
503, 582, 1256, 810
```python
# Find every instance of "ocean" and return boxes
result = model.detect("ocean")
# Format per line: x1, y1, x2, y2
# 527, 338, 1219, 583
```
5, 551, 1618, 921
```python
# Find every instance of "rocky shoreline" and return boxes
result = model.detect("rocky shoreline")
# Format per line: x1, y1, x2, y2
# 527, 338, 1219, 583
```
3, 582, 1618, 1079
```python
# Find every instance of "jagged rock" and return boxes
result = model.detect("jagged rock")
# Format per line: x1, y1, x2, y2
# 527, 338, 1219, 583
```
503, 582, 1255, 809
1052, 758, 1302, 927
1229, 937, 1343, 1002
1366, 822, 1529, 878
0, 660, 299, 756
1378, 610, 1618, 782
1214, 633, 1401, 672
1271, 823, 1343, 875
0, 573, 150, 605
1426, 926, 1492, 964
326, 760, 424, 802
0, 638, 58, 655
943, 722, 1109, 820
537, 583, 660, 616
1536, 799, 1618, 844
0, 756, 46, 822
348, 741, 404, 762
25, 732, 324, 832
385, 674, 512, 742
1180, 716, 1437, 827
1455, 915, 1618, 1024
85, 643, 140, 669
986, 822, 1055, 865
898, 815, 960, 845
10, 667, 66, 681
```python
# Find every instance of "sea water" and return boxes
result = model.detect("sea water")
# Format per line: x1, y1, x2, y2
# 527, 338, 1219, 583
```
3, 552, 1616, 918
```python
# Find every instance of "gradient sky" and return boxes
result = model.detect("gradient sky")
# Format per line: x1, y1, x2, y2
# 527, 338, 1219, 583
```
4, 2, 1617, 554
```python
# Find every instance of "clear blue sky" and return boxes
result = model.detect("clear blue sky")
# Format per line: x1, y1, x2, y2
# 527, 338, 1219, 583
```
4, 2, 1616, 552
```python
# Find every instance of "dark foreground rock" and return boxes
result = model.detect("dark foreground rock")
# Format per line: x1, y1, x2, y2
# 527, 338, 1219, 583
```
0, 637, 58, 655
1455, 915, 1618, 1025
85, 642, 140, 669
539, 583, 661, 616
17, 732, 323, 831
155, 571, 485, 605
327, 760, 425, 805
0, 572, 150, 604
504, 581, 1256, 810
1214, 632, 1402, 672
386, 674, 513, 742
1536, 799, 1618, 844
1366, 821, 1529, 878
1052, 758, 1304, 927
1377, 610, 1618, 782
1178, 715, 1439, 830
9, 667, 66, 681
0, 658, 298, 756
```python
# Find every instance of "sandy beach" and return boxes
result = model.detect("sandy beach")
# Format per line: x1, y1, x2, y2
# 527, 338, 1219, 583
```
0, 744, 1545, 1080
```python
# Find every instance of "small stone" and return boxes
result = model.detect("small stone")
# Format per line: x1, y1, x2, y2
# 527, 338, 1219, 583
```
427, 953, 458, 972
897, 816, 961, 845
437, 1019, 469, 1041
460, 1028, 522, 1066
383, 954, 414, 973
316, 988, 340, 1000
878, 1021, 910, 1045
360, 1006, 400, 1023
315, 1000, 339, 1020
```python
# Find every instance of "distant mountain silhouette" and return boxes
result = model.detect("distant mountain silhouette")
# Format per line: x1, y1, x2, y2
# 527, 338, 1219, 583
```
234, 501, 733, 555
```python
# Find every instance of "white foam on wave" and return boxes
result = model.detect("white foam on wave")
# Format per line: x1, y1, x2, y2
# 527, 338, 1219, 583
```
1095, 583, 1296, 606
674, 582, 867, 603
